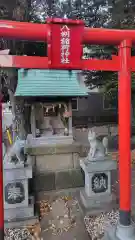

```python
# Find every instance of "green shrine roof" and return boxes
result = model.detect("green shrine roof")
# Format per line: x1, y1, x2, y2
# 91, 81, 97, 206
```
15, 69, 88, 97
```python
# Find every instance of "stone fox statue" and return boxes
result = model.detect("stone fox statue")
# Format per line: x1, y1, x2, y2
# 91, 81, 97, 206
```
4, 138, 26, 164
88, 129, 108, 159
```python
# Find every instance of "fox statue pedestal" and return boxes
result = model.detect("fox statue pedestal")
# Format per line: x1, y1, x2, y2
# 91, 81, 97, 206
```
80, 158, 117, 210
80, 130, 117, 213
3, 139, 37, 227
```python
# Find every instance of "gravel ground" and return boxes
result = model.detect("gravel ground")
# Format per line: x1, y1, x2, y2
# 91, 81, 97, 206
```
4, 224, 43, 240
84, 210, 119, 240
4, 196, 80, 240
3, 210, 121, 240
4, 228, 33, 240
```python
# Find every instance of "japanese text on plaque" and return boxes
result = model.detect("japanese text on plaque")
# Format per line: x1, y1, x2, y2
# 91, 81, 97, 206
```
60, 25, 70, 64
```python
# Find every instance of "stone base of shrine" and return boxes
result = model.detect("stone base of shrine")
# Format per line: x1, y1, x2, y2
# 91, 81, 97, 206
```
25, 142, 87, 192
102, 224, 135, 240
4, 215, 38, 229
4, 195, 38, 228
80, 189, 116, 214
4, 196, 34, 221
26, 134, 74, 146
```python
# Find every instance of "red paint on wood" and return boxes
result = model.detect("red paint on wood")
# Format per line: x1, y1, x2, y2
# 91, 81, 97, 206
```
82, 58, 120, 71
13, 56, 49, 69
0, 98, 4, 231
48, 21, 84, 69
118, 40, 132, 213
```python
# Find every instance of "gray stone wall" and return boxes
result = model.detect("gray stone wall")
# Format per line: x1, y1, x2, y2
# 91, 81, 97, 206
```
25, 125, 119, 194
25, 141, 135, 216
26, 143, 88, 193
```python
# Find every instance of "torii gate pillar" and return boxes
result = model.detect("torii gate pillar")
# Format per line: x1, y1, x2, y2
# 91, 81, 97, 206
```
119, 40, 132, 227
104, 41, 135, 240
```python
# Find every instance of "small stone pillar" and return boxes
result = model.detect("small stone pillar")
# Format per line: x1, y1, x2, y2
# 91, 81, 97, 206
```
80, 129, 117, 210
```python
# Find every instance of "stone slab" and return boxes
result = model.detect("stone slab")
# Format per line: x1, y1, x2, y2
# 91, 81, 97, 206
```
79, 192, 118, 217
33, 172, 56, 192
80, 188, 114, 209
33, 169, 84, 192
26, 135, 73, 147
4, 165, 32, 181
41, 216, 90, 240
37, 188, 90, 240
36, 153, 73, 172
55, 169, 84, 189
80, 158, 117, 173
4, 179, 29, 209
103, 224, 135, 240
4, 216, 39, 229
4, 196, 37, 228
102, 226, 118, 240
4, 203, 34, 221
25, 142, 81, 155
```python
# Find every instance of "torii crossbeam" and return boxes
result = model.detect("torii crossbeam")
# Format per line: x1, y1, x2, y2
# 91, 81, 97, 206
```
0, 18, 134, 240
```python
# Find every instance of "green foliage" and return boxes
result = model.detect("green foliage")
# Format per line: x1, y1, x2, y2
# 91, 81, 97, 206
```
28, 0, 135, 102
84, 0, 135, 102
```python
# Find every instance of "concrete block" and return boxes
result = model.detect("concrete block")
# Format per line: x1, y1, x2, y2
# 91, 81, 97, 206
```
80, 158, 117, 173
25, 142, 81, 155
3, 165, 32, 182
4, 216, 38, 229
33, 172, 55, 192
4, 196, 37, 228
80, 188, 114, 209
36, 153, 73, 172
4, 203, 34, 221
103, 224, 135, 240
55, 169, 84, 190
73, 153, 80, 169
80, 158, 117, 210
26, 135, 73, 147
4, 179, 28, 209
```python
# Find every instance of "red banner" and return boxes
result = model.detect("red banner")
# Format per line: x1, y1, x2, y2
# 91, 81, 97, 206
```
47, 19, 84, 69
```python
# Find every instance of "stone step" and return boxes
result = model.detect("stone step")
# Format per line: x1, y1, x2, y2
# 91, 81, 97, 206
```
26, 135, 73, 147
4, 196, 34, 221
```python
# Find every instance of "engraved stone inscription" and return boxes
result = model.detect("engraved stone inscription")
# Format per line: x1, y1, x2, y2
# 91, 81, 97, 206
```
5, 181, 25, 204
92, 173, 108, 193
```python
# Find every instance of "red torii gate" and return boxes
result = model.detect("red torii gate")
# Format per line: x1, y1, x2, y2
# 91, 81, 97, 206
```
0, 18, 134, 239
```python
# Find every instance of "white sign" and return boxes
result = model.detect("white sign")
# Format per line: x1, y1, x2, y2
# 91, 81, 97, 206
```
60, 25, 70, 64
